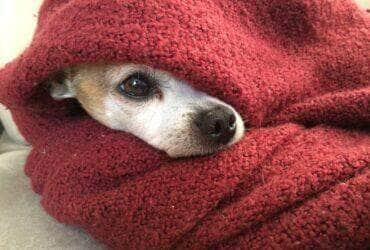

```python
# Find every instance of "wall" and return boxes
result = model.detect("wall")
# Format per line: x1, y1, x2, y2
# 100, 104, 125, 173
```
0, 0, 43, 66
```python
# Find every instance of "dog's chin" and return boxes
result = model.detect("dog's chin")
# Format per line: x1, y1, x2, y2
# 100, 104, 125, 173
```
162, 129, 245, 158
165, 146, 220, 158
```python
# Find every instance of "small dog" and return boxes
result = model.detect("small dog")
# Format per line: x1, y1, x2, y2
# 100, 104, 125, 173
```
50, 64, 245, 157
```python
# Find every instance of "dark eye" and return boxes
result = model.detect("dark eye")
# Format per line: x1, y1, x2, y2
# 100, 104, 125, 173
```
117, 74, 155, 98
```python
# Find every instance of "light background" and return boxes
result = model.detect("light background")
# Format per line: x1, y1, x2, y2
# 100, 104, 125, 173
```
0, 0, 369, 67
0, 0, 43, 67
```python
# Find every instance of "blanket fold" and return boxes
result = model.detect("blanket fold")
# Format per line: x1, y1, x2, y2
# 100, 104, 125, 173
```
0, 0, 369, 249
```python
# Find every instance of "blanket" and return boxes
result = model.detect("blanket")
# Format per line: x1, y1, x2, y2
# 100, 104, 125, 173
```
0, 0, 369, 249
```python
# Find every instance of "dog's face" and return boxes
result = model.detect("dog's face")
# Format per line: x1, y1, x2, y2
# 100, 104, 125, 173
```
51, 64, 245, 157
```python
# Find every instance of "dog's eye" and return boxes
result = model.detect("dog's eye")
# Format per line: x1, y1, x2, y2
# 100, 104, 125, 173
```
117, 74, 155, 98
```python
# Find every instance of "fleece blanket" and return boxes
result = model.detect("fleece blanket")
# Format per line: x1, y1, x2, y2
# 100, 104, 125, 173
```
0, 0, 369, 249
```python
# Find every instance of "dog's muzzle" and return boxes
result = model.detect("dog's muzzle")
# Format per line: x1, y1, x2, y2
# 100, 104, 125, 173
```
195, 105, 237, 145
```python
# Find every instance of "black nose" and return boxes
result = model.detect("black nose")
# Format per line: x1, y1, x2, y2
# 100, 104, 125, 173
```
195, 106, 237, 144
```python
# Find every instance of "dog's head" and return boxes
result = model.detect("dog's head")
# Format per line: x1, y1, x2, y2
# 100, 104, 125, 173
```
50, 64, 245, 157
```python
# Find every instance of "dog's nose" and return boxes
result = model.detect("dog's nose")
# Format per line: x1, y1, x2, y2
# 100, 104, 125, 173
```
195, 106, 237, 144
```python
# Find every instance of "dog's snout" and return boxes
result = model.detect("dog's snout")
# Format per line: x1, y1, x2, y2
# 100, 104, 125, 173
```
195, 106, 237, 144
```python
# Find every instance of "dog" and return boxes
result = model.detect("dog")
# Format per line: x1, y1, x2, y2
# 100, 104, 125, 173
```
0, 64, 245, 158
49, 64, 245, 157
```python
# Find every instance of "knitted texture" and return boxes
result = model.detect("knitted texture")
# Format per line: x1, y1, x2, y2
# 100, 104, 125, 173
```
0, 0, 369, 249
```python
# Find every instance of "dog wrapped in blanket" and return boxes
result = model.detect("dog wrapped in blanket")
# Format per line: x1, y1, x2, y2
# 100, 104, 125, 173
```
0, 0, 369, 249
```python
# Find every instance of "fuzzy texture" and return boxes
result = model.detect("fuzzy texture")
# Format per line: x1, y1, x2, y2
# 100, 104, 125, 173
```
0, 0, 369, 249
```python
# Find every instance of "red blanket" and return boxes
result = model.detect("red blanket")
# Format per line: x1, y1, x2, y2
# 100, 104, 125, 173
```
0, 0, 369, 249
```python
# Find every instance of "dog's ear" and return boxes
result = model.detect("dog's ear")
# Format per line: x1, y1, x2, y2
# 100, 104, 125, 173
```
50, 69, 75, 100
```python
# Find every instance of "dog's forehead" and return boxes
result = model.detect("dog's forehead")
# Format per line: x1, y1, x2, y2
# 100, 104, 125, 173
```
77, 64, 168, 86
73, 64, 108, 85
105, 64, 153, 83
74, 64, 204, 100
77, 64, 150, 85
